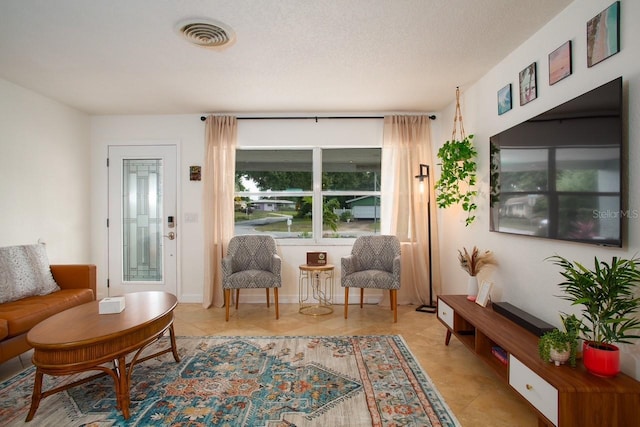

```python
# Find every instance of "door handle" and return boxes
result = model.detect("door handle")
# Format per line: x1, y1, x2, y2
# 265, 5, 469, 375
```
164, 231, 176, 240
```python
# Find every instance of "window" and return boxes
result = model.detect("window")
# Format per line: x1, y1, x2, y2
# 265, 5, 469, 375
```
235, 148, 381, 241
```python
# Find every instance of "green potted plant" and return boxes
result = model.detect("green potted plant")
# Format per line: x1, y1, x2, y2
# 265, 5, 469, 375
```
538, 314, 580, 367
434, 135, 478, 226
547, 255, 640, 376
434, 87, 478, 227
538, 329, 573, 367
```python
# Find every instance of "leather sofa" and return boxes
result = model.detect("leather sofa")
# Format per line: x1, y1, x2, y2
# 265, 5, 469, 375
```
0, 264, 96, 364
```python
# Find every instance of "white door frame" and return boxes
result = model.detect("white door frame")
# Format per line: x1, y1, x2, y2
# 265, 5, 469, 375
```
107, 143, 179, 297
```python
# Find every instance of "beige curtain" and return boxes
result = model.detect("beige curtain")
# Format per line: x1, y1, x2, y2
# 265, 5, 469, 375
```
202, 116, 237, 308
381, 115, 441, 306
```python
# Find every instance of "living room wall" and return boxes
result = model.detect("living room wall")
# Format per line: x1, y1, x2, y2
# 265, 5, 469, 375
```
89, 115, 389, 305
2, 0, 637, 380
0, 78, 91, 263
433, 0, 640, 379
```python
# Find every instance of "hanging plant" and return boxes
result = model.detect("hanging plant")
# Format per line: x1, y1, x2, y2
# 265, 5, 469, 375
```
435, 87, 478, 226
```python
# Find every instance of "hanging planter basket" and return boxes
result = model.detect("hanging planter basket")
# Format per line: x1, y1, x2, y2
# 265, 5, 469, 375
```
434, 87, 478, 226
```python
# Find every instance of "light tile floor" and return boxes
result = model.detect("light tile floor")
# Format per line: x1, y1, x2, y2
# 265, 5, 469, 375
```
0, 303, 538, 426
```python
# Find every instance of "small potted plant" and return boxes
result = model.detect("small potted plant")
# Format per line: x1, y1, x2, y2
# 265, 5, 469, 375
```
538, 314, 580, 367
547, 255, 640, 376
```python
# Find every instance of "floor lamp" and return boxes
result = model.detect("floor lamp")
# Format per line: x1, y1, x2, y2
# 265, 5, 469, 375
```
415, 164, 437, 313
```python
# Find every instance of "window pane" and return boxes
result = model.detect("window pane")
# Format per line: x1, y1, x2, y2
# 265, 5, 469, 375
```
558, 194, 620, 241
556, 147, 620, 192
122, 159, 163, 281
235, 196, 313, 239
323, 195, 381, 238
494, 194, 549, 237
499, 148, 548, 192
322, 148, 381, 191
236, 149, 312, 191
234, 147, 382, 240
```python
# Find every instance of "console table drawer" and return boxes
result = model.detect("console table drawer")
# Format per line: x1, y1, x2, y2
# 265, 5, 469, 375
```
437, 298, 454, 330
509, 355, 558, 426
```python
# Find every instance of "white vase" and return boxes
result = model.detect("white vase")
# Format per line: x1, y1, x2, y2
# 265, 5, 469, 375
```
467, 276, 478, 301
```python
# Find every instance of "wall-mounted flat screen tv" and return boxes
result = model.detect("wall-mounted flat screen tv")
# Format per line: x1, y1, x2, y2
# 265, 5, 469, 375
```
489, 77, 623, 247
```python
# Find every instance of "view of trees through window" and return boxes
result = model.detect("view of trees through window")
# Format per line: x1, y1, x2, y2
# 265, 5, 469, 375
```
234, 148, 381, 240
495, 147, 619, 239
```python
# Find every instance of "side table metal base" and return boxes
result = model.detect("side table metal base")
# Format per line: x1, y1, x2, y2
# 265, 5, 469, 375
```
299, 305, 333, 315
299, 264, 334, 316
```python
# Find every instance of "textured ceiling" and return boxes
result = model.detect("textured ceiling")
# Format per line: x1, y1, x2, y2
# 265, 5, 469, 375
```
0, 0, 573, 115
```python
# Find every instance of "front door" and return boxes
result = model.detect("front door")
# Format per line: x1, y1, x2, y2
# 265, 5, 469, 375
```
107, 145, 178, 297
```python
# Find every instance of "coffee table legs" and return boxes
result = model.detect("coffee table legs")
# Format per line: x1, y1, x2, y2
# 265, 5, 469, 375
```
25, 371, 44, 421
25, 324, 180, 422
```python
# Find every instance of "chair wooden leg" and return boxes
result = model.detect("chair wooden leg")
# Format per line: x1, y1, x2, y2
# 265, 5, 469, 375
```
360, 288, 364, 308
225, 289, 230, 321
266, 288, 270, 308
235, 289, 240, 310
391, 289, 397, 323
344, 287, 349, 319
274, 288, 279, 319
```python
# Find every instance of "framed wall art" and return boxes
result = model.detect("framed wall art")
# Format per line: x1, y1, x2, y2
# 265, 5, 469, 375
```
189, 165, 201, 181
587, 1, 620, 67
475, 281, 493, 307
549, 41, 572, 85
519, 62, 537, 106
497, 84, 512, 115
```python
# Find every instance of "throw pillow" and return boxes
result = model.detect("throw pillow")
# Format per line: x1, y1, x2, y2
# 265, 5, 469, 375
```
0, 244, 60, 304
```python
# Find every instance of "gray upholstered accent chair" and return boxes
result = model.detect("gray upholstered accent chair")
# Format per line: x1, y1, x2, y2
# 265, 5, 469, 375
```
342, 235, 401, 323
221, 235, 281, 321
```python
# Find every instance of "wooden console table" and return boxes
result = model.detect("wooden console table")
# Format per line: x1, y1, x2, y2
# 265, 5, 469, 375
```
437, 295, 640, 427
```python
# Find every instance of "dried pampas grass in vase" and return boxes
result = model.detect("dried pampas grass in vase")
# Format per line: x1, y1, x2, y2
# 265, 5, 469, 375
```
458, 246, 496, 301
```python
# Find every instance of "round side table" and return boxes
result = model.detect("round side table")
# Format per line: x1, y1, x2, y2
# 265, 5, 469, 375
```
298, 264, 334, 315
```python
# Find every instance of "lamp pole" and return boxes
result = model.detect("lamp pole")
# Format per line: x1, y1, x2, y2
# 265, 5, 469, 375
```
415, 164, 436, 313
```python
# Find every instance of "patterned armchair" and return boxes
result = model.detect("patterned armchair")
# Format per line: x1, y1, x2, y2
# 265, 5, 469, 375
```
341, 235, 401, 322
221, 235, 282, 321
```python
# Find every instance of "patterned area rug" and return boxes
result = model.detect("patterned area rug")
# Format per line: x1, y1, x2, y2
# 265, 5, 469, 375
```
1, 335, 460, 426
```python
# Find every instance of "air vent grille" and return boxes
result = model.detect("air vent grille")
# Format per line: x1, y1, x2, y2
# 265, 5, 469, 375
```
178, 20, 235, 49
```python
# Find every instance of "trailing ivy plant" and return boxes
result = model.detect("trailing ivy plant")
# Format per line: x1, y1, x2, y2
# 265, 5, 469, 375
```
489, 141, 500, 208
434, 134, 478, 226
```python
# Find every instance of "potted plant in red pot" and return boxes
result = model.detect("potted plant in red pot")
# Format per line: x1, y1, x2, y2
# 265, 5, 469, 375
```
548, 255, 640, 377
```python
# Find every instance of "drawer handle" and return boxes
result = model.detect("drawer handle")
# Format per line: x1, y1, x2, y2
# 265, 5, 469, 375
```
526, 384, 533, 391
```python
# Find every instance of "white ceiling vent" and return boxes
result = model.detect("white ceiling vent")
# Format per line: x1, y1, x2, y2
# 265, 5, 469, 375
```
177, 19, 235, 50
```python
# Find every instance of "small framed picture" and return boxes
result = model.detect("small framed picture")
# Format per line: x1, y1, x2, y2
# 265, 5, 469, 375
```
475, 281, 493, 307
519, 62, 537, 106
189, 166, 201, 181
549, 41, 572, 85
497, 84, 512, 115
587, 1, 620, 68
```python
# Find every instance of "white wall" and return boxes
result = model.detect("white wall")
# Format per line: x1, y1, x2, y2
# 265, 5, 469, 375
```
433, 0, 640, 378
0, 78, 90, 262
9, 0, 634, 378
89, 115, 385, 304
237, 117, 385, 304
90, 115, 204, 302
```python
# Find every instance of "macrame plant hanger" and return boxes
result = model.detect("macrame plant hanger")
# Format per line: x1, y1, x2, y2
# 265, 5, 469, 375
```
434, 85, 478, 226
451, 86, 465, 142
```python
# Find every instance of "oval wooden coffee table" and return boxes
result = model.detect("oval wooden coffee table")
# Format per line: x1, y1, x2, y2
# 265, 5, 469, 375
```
25, 291, 180, 421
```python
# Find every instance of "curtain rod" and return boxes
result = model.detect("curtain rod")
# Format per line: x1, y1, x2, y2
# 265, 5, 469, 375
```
199, 115, 436, 122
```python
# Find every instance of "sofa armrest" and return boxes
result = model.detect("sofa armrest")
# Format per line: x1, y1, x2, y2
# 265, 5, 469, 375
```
50, 264, 97, 300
